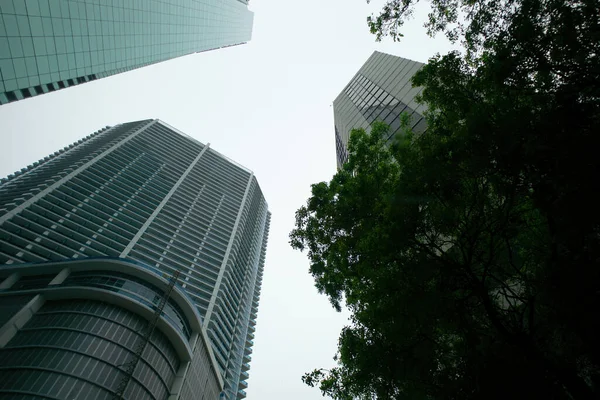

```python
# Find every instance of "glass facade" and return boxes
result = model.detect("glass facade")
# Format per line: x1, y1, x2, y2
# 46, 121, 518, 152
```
0, 0, 254, 104
0, 119, 270, 399
0, 258, 222, 400
0, 299, 180, 400
180, 332, 223, 400
333, 51, 428, 168
61, 270, 193, 339
0, 294, 34, 327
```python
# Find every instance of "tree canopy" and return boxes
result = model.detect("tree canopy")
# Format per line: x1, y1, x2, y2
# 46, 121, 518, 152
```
290, 1, 600, 397
366, 0, 599, 63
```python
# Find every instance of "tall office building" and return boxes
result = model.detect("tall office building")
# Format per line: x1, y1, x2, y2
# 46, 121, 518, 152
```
0, 0, 254, 104
333, 51, 427, 168
0, 119, 270, 400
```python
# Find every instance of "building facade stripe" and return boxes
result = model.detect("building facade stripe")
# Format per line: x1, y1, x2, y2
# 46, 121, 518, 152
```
0, 120, 157, 226
204, 172, 254, 327
120, 136, 211, 259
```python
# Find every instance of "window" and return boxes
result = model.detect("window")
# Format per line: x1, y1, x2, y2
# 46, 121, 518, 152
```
6, 91, 18, 102
10, 273, 55, 290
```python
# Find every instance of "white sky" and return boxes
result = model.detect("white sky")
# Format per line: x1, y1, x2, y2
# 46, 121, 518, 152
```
0, 0, 456, 398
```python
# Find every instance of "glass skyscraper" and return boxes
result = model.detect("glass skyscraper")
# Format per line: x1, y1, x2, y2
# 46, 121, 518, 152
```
333, 51, 427, 168
0, 0, 254, 104
0, 119, 269, 400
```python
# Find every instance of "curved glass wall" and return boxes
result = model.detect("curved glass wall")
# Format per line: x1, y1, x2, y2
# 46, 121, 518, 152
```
0, 269, 193, 340
62, 270, 193, 340
0, 299, 180, 400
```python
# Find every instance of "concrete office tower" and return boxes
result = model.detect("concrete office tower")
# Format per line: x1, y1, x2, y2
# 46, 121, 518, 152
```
0, 0, 254, 104
333, 51, 427, 168
0, 119, 270, 400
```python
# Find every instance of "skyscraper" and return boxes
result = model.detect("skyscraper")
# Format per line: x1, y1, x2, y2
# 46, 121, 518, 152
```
0, 0, 254, 104
333, 51, 427, 168
0, 119, 270, 400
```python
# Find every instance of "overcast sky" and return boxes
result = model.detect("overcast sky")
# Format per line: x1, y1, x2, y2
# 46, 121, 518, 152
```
0, 0, 456, 398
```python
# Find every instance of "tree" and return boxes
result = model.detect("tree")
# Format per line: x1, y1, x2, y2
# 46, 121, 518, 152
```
291, 1, 600, 397
292, 113, 598, 399
366, 0, 600, 64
